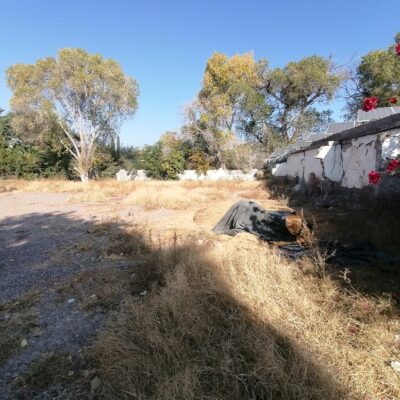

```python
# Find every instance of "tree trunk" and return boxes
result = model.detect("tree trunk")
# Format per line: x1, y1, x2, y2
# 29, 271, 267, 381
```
80, 173, 89, 183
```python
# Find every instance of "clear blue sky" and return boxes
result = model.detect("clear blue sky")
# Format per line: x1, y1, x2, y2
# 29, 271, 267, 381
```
1, 0, 399, 146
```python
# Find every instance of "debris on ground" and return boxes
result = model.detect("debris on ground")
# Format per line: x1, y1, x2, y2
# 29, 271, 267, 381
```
213, 200, 400, 266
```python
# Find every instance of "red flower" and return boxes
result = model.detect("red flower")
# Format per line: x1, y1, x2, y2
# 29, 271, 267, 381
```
396, 43, 400, 56
362, 96, 378, 112
368, 170, 381, 185
386, 159, 400, 173
389, 96, 398, 104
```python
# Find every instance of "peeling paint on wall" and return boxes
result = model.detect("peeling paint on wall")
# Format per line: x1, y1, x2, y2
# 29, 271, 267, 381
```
341, 134, 377, 188
303, 148, 323, 182
382, 130, 400, 159
272, 134, 382, 189
286, 152, 305, 179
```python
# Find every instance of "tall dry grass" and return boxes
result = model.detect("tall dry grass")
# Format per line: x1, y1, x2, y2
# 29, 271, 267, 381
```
94, 229, 400, 400
0, 179, 270, 207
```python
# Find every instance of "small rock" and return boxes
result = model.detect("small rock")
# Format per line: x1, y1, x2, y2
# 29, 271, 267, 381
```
21, 339, 28, 347
90, 294, 98, 300
139, 290, 147, 296
68, 298, 76, 304
68, 370, 74, 376
390, 361, 400, 372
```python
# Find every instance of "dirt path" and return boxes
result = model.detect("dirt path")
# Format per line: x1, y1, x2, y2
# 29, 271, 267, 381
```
0, 192, 141, 399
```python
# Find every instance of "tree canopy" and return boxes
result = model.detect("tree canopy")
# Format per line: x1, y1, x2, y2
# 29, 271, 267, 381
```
183, 52, 342, 167
7, 48, 139, 181
263, 55, 343, 143
346, 33, 400, 115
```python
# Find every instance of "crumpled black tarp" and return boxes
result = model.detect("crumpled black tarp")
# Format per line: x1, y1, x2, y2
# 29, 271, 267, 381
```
212, 200, 305, 258
213, 200, 400, 265
212, 200, 299, 242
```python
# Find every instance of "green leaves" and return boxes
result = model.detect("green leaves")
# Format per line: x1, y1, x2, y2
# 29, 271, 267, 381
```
6, 48, 139, 180
347, 32, 400, 115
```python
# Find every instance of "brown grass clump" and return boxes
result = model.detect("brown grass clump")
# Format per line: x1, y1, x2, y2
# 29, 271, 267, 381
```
123, 183, 232, 210
94, 229, 400, 400
0, 179, 138, 196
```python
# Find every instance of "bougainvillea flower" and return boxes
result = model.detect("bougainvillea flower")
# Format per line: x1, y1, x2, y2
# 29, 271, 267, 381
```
362, 96, 378, 112
368, 170, 381, 185
396, 43, 400, 56
386, 159, 400, 173
389, 96, 398, 104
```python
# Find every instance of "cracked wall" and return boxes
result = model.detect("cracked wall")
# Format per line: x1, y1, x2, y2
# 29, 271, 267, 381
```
271, 130, 400, 189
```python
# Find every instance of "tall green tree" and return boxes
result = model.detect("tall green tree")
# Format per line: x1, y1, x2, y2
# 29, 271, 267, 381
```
346, 33, 400, 116
7, 48, 139, 181
262, 55, 343, 143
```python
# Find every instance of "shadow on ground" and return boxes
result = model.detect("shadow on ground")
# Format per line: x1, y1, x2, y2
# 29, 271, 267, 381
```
0, 212, 138, 399
266, 179, 400, 302
0, 210, 351, 399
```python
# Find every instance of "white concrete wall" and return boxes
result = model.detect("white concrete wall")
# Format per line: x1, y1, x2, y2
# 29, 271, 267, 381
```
316, 142, 343, 182
286, 152, 305, 179
303, 148, 324, 182
116, 169, 258, 181
381, 130, 400, 159
178, 169, 257, 181
271, 162, 287, 177
271, 131, 396, 189
341, 134, 377, 188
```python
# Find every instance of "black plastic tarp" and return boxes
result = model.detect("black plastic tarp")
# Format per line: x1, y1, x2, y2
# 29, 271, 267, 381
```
212, 200, 400, 265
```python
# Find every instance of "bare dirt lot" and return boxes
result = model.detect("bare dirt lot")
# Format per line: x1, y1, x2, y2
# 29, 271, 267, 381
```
0, 180, 399, 400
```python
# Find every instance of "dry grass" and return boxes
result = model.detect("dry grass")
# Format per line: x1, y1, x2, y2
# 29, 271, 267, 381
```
2, 179, 399, 399
0, 179, 268, 208
94, 229, 400, 400
123, 185, 232, 210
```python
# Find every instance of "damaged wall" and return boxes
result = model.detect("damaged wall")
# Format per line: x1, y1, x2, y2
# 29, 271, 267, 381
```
271, 130, 400, 189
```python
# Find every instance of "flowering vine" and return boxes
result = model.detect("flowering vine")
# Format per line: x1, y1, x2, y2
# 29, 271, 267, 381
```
362, 96, 378, 111
368, 158, 400, 185
362, 39, 400, 112
368, 170, 381, 185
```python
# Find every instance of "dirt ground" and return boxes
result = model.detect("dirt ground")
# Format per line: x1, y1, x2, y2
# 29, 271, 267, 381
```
0, 185, 281, 399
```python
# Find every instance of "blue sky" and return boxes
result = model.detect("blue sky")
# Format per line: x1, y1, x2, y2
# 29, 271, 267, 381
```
1, 0, 399, 146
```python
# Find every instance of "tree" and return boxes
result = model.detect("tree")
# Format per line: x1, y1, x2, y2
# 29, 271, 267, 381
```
183, 52, 269, 167
7, 48, 139, 181
346, 33, 400, 116
262, 55, 343, 143
183, 52, 342, 163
